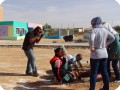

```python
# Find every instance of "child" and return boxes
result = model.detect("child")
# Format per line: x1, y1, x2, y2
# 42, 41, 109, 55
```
66, 54, 84, 72
65, 54, 84, 79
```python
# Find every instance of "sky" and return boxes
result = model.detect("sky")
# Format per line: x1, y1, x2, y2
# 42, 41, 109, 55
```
1, 0, 120, 28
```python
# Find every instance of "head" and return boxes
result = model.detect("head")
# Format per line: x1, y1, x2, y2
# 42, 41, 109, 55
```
33, 26, 43, 35
76, 54, 82, 61
66, 55, 73, 64
102, 22, 118, 35
91, 17, 102, 28
54, 47, 64, 57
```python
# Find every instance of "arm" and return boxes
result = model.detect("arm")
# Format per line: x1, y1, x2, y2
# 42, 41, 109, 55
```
36, 31, 44, 43
29, 30, 44, 44
29, 35, 39, 44
89, 31, 96, 51
61, 45, 68, 55
55, 60, 62, 82
78, 61, 85, 71
106, 32, 115, 46
35, 34, 43, 43
73, 64, 79, 73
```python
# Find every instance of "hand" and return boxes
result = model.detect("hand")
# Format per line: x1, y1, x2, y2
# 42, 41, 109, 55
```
81, 67, 85, 71
38, 30, 44, 37
39, 30, 44, 34
37, 32, 41, 37
90, 48, 95, 52
40, 34, 44, 38
112, 53, 116, 59
105, 45, 108, 48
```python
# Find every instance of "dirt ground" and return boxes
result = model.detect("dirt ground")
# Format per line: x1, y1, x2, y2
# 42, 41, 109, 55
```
0, 38, 120, 90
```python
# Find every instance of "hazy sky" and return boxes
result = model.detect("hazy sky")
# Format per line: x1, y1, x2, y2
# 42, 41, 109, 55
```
1, 0, 120, 28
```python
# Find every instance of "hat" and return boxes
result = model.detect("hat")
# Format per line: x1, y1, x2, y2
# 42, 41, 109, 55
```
66, 55, 73, 61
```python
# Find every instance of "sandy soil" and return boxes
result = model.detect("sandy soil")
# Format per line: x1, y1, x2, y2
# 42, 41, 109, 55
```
0, 38, 119, 90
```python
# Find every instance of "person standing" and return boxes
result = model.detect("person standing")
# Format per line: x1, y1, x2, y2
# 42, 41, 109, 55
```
89, 17, 115, 90
103, 23, 120, 82
22, 26, 44, 77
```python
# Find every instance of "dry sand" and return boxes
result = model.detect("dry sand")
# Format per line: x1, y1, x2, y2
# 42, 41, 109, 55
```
0, 38, 119, 90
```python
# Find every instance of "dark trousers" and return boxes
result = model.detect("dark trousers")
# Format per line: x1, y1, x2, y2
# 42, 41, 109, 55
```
107, 59, 120, 80
89, 58, 109, 90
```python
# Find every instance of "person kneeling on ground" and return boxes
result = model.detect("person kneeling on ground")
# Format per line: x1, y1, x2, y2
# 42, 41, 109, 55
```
50, 47, 75, 84
65, 54, 85, 79
66, 54, 85, 72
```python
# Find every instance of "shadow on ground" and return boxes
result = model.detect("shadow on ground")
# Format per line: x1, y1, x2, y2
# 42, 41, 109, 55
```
13, 70, 75, 90
0, 72, 25, 76
14, 80, 75, 90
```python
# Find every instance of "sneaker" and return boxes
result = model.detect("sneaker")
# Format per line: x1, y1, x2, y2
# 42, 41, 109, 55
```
33, 73, 39, 77
26, 72, 33, 76
114, 80, 120, 82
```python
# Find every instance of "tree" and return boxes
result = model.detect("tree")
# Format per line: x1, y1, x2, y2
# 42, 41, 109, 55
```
43, 23, 52, 31
113, 25, 120, 31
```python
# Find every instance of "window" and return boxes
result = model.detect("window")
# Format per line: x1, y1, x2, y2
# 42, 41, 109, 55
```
16, 28, 20, 34
21, 28, 26, 35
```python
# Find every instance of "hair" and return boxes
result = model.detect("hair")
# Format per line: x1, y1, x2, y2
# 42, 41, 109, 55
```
54, 47, 63, 54
33, 26, 42, 34
76, 54, 82, 61
76, 54, 82, 57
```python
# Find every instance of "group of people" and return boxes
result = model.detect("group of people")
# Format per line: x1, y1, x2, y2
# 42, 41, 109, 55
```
50, 47, 84, 84
22, 16, 120, 90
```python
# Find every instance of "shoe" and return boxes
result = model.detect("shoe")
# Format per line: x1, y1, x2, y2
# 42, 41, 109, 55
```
26, 72, 33, 76
114, 80, 120, 82
33, 72, 39, 77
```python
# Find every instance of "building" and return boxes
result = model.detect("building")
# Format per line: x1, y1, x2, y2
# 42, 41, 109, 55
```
0, 21, 28, 40
0, 5, 43, 40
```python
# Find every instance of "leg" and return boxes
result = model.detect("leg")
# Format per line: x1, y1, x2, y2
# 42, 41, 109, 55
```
119, 60, 120, 70
107, 59, 111, 78
89, 59, 99, 90
24, 50, 32, 74
97, 64, 102, 78
112, 59, 120, 80
25, 49, 37, 74
98, 63, 102, 74
100, 58, 109, 90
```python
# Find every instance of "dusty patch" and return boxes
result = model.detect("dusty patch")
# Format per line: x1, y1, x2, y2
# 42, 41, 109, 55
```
0, 46, 119, 90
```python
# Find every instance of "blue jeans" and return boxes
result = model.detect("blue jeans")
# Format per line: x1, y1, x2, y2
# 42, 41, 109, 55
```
24, 49, 37, 74
107, 59, 120, 80
89, 58, 109, 90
